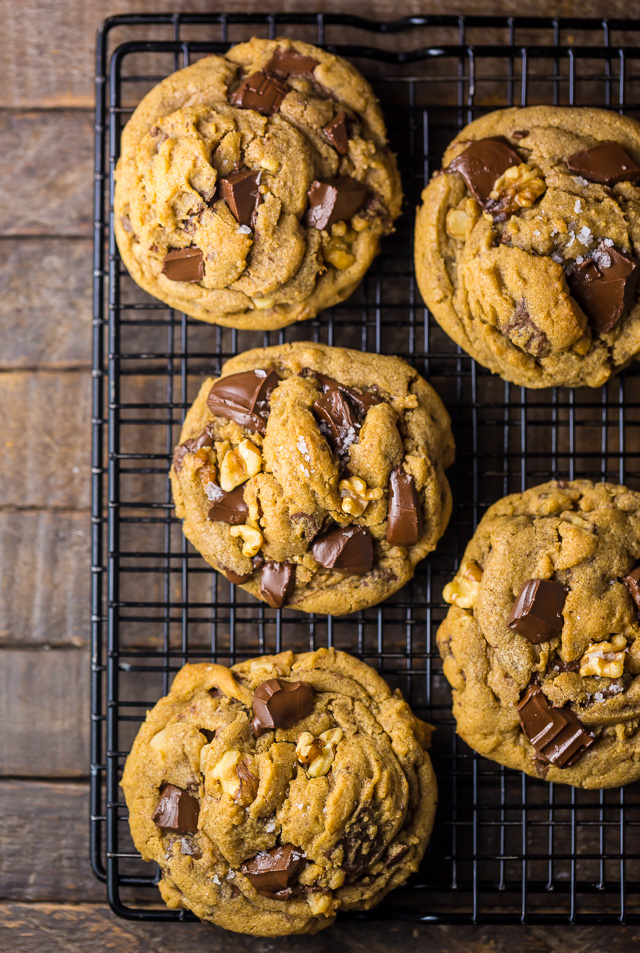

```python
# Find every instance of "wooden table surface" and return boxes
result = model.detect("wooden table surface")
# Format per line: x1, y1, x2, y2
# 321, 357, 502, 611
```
1, 1, 636, 950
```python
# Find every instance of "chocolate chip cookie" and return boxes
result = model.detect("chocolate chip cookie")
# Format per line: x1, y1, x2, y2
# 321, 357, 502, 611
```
169, 342, 454, 614
121, 648, 437, 936
415, 107, 640, 388
114, 37, 401, 330
438, 479, 640, 788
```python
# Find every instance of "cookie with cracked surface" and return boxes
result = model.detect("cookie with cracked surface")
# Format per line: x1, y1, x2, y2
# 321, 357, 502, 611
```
121, 648, 437, 936
438, 479, 640, 788
169, 341, 454, 615
114, 37, 401, 331
415, 107, 640, 388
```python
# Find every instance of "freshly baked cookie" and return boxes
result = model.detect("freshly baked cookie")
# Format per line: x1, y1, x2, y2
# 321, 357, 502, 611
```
114, 37, 401, 330
169, 341, 454, 614
415, 107, 640, 388
438, 479, 640, 788
121, 648, 437, 936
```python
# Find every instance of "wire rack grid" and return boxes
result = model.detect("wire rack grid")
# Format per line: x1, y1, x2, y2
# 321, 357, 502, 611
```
92, 12, 640, 925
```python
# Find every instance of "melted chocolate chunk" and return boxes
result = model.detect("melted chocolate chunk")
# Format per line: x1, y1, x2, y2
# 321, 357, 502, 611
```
305, 176, 368, 230
251, 677, 314, 737
384, 843, 411, 868
517, 684, 595, 768
207, 485, 248, 525
172, 426, 214, 473
446, 137, 521, 204
231, 71, 288, 115
242, 844, 306, 896
260, 561, 296, 609
217, 169, 262, 227
569, 244, 640, 334
501, 300, 549, 356
322, 111, 349, 155
152, 784, 200, 833
303, 368, 380, 417
311, 525, 373, 575
507, 579, 567, 643
386, 468, 422, 547
623, 565, 640, 611
161, 247, 204, 282
223, 567, 253, 585
339, 809, 384, 876
207, 369, 279, 434
264, 47, 318, 78
314, 389, 359, 457
566, 141, 640, 186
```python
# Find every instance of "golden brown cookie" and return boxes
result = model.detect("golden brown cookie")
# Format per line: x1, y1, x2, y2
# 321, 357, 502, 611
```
415, 107, 640, 388
114, 37, 401, 330
169, 341, 454, 615
438, 479, 640, 788
121, 648, 437, 936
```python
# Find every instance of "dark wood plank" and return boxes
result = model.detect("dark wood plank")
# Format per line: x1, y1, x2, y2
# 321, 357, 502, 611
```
0, 650, 88, 777
0, 111, 93, 236
0, 511, 90, 647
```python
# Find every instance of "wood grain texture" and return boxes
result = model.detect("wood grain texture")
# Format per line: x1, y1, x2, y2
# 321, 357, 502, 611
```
0, 649, 88, 777
0, 510, 90, 647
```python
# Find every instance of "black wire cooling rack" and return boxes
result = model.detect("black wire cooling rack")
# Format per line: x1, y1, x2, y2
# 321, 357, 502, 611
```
92, 12, 640, 925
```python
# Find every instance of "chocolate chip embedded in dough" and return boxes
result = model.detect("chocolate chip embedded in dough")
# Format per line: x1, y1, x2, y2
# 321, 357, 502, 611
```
264, 47, 318, 78
506, 579, 567, 643
446, 137, 522, 204
251, 678, 314, 737
230, 71, 289, 115
322, 112, 349, 155
386, 468, 423, 547
623, 566, 640, 611
152, 784, 200, 833
260, 561, 296, 609
312, 525, 373, 575
313, 389, 359, 456
172, 426, 214, 473
566, 140, 640, 185
161, 247, 204, 282
305, 176, 368, 230
207, 369, 279, 434
207, 485, 248, 525
517, 684, 594, 768
242, 844, 307, 896
217, 169, 262, 227
569, 244, 640, 335
302, 367, 380, 418
223, 567, 253, 585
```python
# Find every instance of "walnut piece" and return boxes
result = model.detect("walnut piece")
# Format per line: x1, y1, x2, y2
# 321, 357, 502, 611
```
230, 524, 263, 557
324, 241, 355, 270
219, 439, 262, 491
339, 475, 383, 517
443, 559, 482, 609
483, 163, 546, 221
579, 634, 627, 678
296, 727, 343, 777
210, 749, 258, 803
446, 208, 470, 240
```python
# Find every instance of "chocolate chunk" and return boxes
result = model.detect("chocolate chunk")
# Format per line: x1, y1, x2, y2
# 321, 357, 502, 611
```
501, 300, 549, 356
314, 389, 358, 456
322, 112, 349, 155
569, 244, 640, 334
507, 579, 567, 643
264, 47, 318, 78
242, 844, 306, 896
517, 684, 595, 768
303, 368, 380, 417
231, 71, 288, 115
566, 141, 640, 185
200, 728, 216, 743
446, 137, 521, 204
223, 567, 252, 585
623, 566, 640, 610
339, 809, 384, 876
251, 677, 314, 737
512, 129, 529, 140
207, 485, 248, 525
161, 247, 204, 282
218, 169, 262, 227
207, 369, 279, 434
305, 176, 368, 230
172, 426, 214, 473
312, 525, 373, 575
260, 561, 296, 609
386, 468, 422, 547
384, 843, 411, 868
152, 784, 200, 833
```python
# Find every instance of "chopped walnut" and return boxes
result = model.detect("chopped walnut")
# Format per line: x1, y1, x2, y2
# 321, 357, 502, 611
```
483, 163, 546, 221
230, 524, 263, 558
210, 749, 258, 803
296, 727, 343, 777
219, 439, 262, 491
339, 475, 383, 517
446, 208, 470, 240
580, 635, 627, 678
443, 559, 483, 609
324, 241, 355, 270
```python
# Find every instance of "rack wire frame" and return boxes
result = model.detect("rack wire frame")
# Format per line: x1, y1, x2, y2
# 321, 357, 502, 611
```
92, 12, 640, 925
